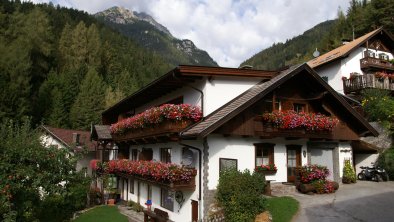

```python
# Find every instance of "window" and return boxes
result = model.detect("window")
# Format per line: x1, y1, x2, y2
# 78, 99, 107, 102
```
293, 103, 306, 113
255, 143, 274, 166
219, 158, 238, 173
147, 184, 152, 200
160, 148, 171, 163
262, 99, 281, 112
129, 179, 134, 194
131, 149, 138, 161
161, 188, 174, 211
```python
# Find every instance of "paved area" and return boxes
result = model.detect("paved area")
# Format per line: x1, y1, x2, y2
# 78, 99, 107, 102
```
287, 181, 394, 222
118, 205, 144, 222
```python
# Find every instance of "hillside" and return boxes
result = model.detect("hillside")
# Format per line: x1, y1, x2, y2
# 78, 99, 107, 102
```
0, 0, 172, 129
240, 20, 335, 70
241, 0, 394, 70
95, 6, 218, 67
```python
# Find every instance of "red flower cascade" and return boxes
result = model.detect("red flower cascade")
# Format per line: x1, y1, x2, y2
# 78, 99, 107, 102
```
110, 104, 202, 134
92, 159, 197, 183
262, 110, 339, 131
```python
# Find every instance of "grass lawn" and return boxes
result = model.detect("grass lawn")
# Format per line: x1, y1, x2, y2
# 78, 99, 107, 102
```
266, 196, 299, 222
74, 206, 128, 222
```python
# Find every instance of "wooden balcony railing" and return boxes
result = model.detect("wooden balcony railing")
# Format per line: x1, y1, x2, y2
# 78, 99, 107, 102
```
112, 120, 193, 142
116, 172, 196, 191
343, 74, 394, 94
360, 57, 394, 71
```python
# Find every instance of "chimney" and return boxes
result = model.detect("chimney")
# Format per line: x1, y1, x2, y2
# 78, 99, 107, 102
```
72, 133, 80, 145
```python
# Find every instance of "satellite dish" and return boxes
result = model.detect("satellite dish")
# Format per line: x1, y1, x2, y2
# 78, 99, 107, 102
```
313, 48, 320, 58
182, 148, 194, 166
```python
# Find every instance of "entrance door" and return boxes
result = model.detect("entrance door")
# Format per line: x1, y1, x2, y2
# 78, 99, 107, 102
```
191, 200, 198, 222
287, 145, 301, 182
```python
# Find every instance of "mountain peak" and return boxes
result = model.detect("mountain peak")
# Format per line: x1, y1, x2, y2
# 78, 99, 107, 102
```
95, 6, 171, 36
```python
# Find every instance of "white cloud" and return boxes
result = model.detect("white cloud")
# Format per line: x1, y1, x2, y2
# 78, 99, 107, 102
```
28, 0, 349, 67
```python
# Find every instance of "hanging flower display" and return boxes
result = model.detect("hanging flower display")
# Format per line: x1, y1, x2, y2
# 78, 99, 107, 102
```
110, 104, 202, 134
262, 110, 339, 131
92, 159, 197, 183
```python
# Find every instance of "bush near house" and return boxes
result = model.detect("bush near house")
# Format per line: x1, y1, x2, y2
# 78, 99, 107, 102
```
342, 159, 357, 184
377, 148, 394, 180
216, 169, 266, 222
0, 119, 90, 221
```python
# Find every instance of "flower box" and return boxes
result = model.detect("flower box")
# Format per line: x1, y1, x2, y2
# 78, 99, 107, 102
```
112, 120, 193, 141
262, 111, 338, 131
93, 160, 197, 191
257, 170, 277, 175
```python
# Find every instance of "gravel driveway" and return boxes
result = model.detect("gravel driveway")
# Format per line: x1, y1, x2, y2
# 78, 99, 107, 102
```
290, 181, 394, 222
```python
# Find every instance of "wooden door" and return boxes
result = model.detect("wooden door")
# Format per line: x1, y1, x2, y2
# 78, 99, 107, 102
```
191, 200, 198, 222
287, 145, 301, 182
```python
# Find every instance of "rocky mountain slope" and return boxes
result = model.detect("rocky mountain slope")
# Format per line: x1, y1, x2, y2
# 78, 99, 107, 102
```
95, 6, 218, 67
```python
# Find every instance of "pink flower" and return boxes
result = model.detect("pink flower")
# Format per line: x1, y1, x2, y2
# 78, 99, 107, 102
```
110, 104, 202, 134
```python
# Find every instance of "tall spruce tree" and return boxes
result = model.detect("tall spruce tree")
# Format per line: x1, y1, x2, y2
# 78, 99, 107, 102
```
70, 68, 105, 130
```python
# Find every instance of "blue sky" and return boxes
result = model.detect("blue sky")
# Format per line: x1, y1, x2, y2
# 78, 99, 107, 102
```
29, 0, 349, 67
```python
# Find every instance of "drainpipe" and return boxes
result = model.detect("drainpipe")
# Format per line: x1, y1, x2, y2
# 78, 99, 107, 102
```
172, 71, 204, 115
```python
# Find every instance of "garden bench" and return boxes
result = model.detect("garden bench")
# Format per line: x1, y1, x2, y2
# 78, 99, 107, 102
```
143, 208, 174, 222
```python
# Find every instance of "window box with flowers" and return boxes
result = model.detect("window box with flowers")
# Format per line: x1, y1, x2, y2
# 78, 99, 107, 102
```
91, 159, 197, 190
110, 104, 202, 141
261, 110, 339, 133
255, 164, 277, 175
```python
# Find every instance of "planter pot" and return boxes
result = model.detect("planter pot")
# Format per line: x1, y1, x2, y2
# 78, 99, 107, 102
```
107, 199, 115, 205
112, 120, 193, 141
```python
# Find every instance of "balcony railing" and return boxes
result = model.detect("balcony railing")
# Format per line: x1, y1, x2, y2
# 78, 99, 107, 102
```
112, 120, 193, 142
360, 57, 394, 71
343, 74, 394, 94
92, 159, 197, 191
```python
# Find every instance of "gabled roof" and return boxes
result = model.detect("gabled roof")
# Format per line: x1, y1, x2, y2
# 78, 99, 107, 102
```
41, 125, 96, 151
181, 63, 379, 138
91, 125, 112, 141
308, 27, 394, 68
102, 65, 278, 124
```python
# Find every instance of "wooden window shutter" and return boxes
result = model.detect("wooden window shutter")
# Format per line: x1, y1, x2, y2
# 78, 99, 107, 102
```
268, 146, 274, 165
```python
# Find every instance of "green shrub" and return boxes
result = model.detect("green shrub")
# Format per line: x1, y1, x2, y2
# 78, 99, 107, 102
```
216, 169, 266, 222
377, 148, 394, 180
342, 159, 356, 183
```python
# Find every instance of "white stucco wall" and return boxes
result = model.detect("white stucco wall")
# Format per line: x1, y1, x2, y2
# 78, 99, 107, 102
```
315, 47, 394, 94
354, 153, 379, 175
121, 142, 202, 222
133, 76, 260, 118
206, 135, 309, 189
338, 142, 353, 178
203, 77, 260, 116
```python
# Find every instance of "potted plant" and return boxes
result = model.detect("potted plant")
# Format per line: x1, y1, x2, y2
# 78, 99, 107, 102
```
342, 159, 356, 184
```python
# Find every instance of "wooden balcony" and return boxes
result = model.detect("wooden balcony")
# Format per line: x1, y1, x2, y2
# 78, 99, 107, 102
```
360, 57, 394, 71
343, 74, 394, 94
116, 172, 196, 191
112, 120, 193, 143
258, 123, 331, 139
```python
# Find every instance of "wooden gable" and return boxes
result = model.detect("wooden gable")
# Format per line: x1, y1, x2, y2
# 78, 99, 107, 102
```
214, 69, 360, 140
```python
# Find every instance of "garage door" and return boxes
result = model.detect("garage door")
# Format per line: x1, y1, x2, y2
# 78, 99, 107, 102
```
310, 148, 334, 180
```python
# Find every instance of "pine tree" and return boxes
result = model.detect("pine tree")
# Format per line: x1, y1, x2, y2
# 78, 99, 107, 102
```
69, 68, 105, 130
86, 24, 101, 70
105, 86, 125, 109
70, 21, 88, 72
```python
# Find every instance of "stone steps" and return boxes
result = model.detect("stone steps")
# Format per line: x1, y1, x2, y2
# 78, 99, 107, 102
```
270, 183, 297, 196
